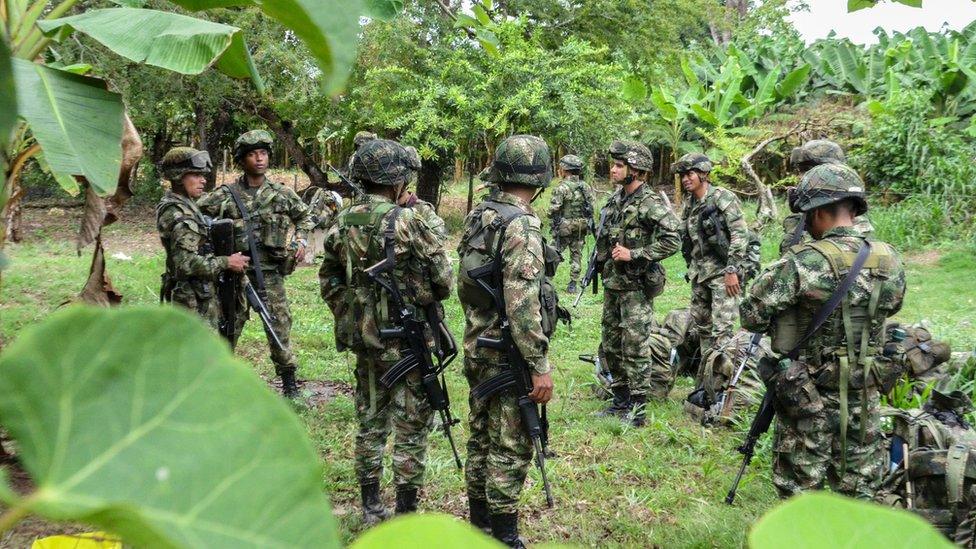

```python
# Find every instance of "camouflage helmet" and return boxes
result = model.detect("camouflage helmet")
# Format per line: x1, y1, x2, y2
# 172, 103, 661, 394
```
160, 147, 212, 182
794, 163, 868, 215
233, 129, 273, 161
790, 139, 846, 170
351, 138, 411, 187
622, 143, 654, 172
608, 139, 638, 160
485, 134, 552, 188
404, 145, 422, 171
558, 154, 584, 173
353, 130, 378, 149
671, 152, 713, 174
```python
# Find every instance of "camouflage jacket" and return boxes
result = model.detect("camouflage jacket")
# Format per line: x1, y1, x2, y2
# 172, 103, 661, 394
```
596, 183, 681, 291
547, 176, 594, 221
680, 184, 749, 283
779, 213, 876, 256
457, 191, 550, 375
197, 176, 314, 269
741, 227, 907, 361
411, 198, 448, 242
319, 193, 453, 358
156, 191, 228, 282
304, 186, 341, 231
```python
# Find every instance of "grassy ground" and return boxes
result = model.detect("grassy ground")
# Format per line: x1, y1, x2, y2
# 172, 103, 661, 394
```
1, 180, 974, 547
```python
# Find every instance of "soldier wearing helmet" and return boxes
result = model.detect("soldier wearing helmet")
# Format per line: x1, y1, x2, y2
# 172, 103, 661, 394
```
457, 135, 564, 546
347, 130, 379, 172
197, 130, 314, 398
741, 163, 906, 500
594, 140, 681, 426
156, 147, 249, 328
781, 139, 875, 255
672, 152, 750, 406
320, 138, 454, 524
547, 154, 595, 293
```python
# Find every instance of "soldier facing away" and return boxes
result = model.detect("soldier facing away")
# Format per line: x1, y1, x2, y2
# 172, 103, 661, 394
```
319, 139, 454, 524
741, 163, 907, 500
547, 154, 595, 293
156, 147, 248, 328
457, 135, 560, 547
197, 130, 314, 398
597, 140, 681, 423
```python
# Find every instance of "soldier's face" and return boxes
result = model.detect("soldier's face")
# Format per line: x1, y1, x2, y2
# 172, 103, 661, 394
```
243, 148, 269, 175
181, 173, 207, 198
609, 160, 628, 184
680, 170, 705, 194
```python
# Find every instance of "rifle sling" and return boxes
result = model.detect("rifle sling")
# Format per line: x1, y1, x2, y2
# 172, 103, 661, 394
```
226, 184, 266, 294
788, 216, 807, 247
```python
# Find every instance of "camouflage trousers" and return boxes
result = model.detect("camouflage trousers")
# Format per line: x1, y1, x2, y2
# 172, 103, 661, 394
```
170, 279, 220, 331
773, 387, 884, 500
557, 219, 588, 284
465, 357, 533, 515
354, 352, 434, 488
690, 276, 740, 370
233, 268, 297, 376
602, 289, 673, 399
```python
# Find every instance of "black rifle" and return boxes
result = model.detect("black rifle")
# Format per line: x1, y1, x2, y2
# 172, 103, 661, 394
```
468, 231, 554, 507
574, 207, 610, 307
324, 162, 366, 200
366, 209, 463, 469
716, 332, 763, 420
211, 219, 239, 344
725, 390, 775, 505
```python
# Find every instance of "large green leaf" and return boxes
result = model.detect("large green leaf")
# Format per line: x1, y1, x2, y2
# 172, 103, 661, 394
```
0, 306, 339, 548
650, 87, 678, 122
750, 492, 952, 548
350, 514, 500, 548
621, 75, 647, 103
37, 9, 262, 91
12, 59, 123, 196
776, 64, 811, 100
1, 40, 16, 202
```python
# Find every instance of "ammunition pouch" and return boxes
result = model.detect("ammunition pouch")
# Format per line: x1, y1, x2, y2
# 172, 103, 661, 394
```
773, 358, 824, 419
640, 262, 666, 300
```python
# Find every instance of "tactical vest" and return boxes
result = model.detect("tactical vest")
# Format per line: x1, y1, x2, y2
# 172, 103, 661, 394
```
156, 195, 215, 301
605, 190, 667, 297
458, 200, 563, 338
697, 203, 762, 282
561, 180, 592, 220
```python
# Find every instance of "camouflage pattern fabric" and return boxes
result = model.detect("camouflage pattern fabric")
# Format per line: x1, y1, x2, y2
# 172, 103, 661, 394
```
779, 212, 875, 255
458, 190, 549, 515
198, 176, 314, 375
156, 191, 228, 329
742, 226, 907, 500
410, 198, 448, 242
690, 275, 741, 365
482, 134, 552, 188
304, 186, 341, 231
319, 192, 453, 489
695, 330, 773, 422
547, 175, 595, 284
658, 308, 699, 378
602, 289, 673, 398
790, 139, 846, 169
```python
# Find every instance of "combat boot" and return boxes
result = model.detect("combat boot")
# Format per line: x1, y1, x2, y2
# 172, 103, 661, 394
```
597, 386, 631, 417
628, 395, 647, 428
280, 369, 299, 399
395, 486, 418, 514
468, 497, 492, 535
566, 280, 577, 294
489, 512, 526, 548
360, 481, 391, 526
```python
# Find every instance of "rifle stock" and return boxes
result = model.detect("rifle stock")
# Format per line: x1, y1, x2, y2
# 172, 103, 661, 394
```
717, 332, 763, 420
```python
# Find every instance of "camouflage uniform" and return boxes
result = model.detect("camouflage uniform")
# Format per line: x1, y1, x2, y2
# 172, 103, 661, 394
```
458, 135, 556, 546
348, 130, 378, 172
301, 187, 342, 262
741, 163, 907, 500
547, 155, 594, 290
780, 213, 875, 255
676, 154, 750, 367
599, 183, 680, 403
197, 131, 314, 388
156, 148, 227, 329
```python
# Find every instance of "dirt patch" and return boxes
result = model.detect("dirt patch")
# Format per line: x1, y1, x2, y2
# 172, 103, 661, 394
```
906, 249, 942, 266
260, 375, 352, 408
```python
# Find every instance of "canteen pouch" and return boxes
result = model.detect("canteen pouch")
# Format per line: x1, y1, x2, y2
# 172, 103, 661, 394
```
773, 358, 824, 419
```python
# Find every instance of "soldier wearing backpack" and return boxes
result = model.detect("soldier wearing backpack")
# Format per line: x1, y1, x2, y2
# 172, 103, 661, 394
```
547, 154, 595, 293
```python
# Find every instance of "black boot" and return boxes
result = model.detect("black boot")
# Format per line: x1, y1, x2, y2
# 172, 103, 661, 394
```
489, 512, 526, 548
280, 369, 299, 399
360, 481, 391, 526
468, 497, 492, 535
597, 385, 631, 417
629, 395, 647, 428
566, 280, 577, 294
395, 486, 418, 514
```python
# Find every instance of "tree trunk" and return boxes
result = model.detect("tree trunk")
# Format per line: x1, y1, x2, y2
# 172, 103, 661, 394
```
417, 155, 444, 209
454, 155, 464, 184
251, 100, 327, 188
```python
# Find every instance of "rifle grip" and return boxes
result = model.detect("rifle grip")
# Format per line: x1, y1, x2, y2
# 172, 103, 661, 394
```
476, 336, 505, 350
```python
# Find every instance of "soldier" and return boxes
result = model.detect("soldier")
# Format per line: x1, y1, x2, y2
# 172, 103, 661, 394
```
781, 139, 874, 255
458, 135, 559, 547
741, 163, 907, 500
156, 147, 249, 327
320, 139, 454, 524
547, 154, 595, 293
348, 130, 378, 172
197, 130, 314, 398
597, 140, 680, 423
674, 153, 750, 379
301, 186, 343, 263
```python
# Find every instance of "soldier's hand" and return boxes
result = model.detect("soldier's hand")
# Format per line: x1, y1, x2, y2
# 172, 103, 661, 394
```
294, 244, 306, 263
529, 372, 554, 404
611, 243, 632, 262
724, 272, 741, 297
227, 253, 249, 273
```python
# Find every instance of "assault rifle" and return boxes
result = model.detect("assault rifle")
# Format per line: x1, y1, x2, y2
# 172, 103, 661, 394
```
725, 390, 775, 505
715, 333, 763, 420
574, 207, 610, 307
579, 352, 612, 388
366, 211, 463, 470
324, 162, 366, 200
468, 256, 554, 508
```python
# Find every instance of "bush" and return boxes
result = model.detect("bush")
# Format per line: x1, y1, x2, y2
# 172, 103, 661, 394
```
869, 195, 975, 250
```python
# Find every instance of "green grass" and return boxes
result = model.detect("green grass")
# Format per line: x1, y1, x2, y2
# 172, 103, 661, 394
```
1, 192, 973, 546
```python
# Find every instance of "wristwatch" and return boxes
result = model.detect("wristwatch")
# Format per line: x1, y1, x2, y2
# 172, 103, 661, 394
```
723, 265, 739, 275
